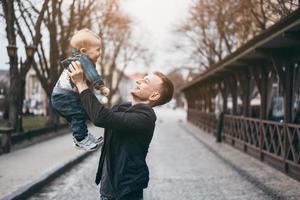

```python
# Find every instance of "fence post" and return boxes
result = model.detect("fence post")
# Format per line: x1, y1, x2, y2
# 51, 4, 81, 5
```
216, 112, 224, 143
0, 127, 14, 153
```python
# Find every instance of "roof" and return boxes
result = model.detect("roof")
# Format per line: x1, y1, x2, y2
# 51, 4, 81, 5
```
181, 9, 300, 92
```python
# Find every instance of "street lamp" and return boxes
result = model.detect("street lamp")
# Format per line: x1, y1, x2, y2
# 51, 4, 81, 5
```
6, 45, 17, 58
25, 45, 36, 58
6, 44, 36, 132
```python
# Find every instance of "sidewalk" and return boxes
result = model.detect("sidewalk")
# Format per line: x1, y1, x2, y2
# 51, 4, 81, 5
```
0, 125, 103, 200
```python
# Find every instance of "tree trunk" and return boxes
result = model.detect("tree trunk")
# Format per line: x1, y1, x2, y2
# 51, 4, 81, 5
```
3, 0, 20, 131
8, 57, 20, 131
46, 99, 60, 126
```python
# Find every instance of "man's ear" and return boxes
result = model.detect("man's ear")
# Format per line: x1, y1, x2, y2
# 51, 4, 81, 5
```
149, 92, 160, 102
79, 48, 87, 54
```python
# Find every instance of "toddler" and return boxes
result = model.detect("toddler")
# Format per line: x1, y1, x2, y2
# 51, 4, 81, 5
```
51, 29, 109, 151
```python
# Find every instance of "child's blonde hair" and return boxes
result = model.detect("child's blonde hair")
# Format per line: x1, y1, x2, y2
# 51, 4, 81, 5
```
70, 28, 101, 49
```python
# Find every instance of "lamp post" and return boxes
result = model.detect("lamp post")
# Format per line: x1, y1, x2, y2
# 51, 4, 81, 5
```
6, 44, 18, 131
19, 45, 36, 131
6, 44, 36, 132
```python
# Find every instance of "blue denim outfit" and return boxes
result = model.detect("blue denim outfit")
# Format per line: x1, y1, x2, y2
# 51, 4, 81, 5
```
51, 48, 104, 140
62, 48, 104, 88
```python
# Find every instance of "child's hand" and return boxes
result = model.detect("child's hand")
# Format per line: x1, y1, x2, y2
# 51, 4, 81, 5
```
95, 86, 110, 96
101, 87, 110, 96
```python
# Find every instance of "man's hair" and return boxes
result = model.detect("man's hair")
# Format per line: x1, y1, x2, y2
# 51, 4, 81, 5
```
70, 28, 101, 49
153, 71, 174, 107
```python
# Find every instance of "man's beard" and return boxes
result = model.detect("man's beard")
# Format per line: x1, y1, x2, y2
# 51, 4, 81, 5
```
130, 90, 147, 101
130, 91, 139, 99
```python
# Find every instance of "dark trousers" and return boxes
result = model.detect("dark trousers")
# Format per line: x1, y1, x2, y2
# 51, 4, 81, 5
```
100, 190, 143, 200
51, 88, 88, 139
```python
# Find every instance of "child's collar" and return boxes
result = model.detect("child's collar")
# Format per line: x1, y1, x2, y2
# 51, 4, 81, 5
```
71, 48, 80, 55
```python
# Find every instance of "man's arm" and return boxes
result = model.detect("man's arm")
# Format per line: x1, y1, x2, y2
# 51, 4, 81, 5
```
79, 89, 155, 132
68, 61, 155, 132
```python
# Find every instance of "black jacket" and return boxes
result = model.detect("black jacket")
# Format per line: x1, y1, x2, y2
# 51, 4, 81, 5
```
79, 89, 157, 199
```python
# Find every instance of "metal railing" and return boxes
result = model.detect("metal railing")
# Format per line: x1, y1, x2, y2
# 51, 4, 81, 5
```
223, 115, 300, 179
186, 110, 300, 180
187, 109, 217, 134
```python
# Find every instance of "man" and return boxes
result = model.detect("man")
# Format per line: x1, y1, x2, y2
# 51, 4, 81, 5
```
68, 61, 174, 200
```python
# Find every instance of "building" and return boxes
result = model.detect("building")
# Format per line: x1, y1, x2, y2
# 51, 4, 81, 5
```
0, 70, 9, 117
24, 68, 48, 115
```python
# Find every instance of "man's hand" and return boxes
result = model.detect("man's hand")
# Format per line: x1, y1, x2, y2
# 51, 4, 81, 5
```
67, 61, 89, 93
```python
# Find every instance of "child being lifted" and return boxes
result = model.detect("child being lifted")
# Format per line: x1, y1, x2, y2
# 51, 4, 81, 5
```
51, 29, 109, 151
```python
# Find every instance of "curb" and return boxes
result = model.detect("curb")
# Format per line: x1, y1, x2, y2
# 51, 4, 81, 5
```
0, 151, 93, 200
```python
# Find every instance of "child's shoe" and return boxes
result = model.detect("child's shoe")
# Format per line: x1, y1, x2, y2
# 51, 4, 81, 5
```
87, 133, 104, 146
73, 134, 100, 151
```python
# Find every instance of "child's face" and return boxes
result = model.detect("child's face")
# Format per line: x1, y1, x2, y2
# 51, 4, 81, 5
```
84, 40, 101, 63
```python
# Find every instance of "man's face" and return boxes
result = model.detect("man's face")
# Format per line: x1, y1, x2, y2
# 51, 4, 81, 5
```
131, 74, 163, 103
85, 40, 102, 63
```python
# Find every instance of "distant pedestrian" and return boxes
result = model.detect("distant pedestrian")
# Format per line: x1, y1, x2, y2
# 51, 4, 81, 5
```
51, 29, 109, 151
68, 61, 174, 200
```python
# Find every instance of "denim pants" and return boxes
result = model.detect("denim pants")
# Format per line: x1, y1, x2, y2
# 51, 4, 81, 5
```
51, 88, 88, 139
99, 190, 143, 200
61, 48, 104, 87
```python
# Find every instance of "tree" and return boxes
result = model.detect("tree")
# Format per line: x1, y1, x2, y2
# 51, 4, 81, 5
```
94, 0, 150, 106
22, 0, 96, 125
22, 0, 150, 121
1, 0, 49, 131
2, 0, 150, 129
176, 0, 239, 70
176, 0, 299, 71
167, 69, 186, 107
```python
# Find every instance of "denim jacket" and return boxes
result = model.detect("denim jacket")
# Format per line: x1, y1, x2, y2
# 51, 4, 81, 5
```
61, 48, 104, 87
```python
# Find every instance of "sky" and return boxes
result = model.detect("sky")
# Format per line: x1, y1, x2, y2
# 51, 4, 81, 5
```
121, 0, 192, 74
0, 0, 192, 74
0, 28, 11, 70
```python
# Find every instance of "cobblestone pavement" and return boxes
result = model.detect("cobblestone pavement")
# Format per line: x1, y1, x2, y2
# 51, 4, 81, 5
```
28, 108, 300, 200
